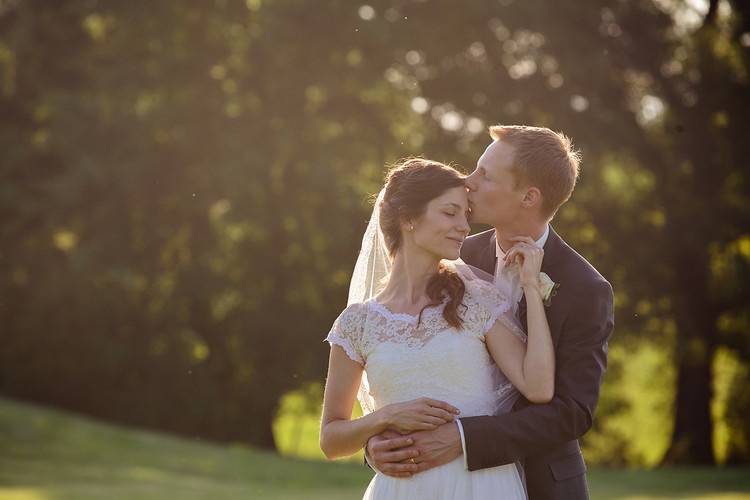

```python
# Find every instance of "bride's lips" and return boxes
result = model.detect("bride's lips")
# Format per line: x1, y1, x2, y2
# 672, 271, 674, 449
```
447, 237, 464, 246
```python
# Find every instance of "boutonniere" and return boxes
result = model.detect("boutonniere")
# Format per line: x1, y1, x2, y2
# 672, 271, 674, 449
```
539, 272, 560, 307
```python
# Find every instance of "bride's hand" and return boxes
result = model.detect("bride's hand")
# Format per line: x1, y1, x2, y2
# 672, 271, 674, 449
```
382, 397, 460, 434
504, 236, 544, 294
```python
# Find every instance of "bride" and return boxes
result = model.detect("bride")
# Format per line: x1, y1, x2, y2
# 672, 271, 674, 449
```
319, 158, 554, 499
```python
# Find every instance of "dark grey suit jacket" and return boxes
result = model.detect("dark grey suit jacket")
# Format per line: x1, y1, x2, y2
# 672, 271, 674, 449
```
459, 226, 614, 500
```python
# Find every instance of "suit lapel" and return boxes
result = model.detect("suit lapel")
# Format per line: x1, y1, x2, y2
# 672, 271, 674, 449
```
540, 226, 565, 340
476, 230, 498, 277
541, 225, 563, 276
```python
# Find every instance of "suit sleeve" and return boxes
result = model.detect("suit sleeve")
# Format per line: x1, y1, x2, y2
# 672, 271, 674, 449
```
458, 279, 614, 471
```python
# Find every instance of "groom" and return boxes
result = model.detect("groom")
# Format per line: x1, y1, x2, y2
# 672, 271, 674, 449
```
366, 125, 614, 500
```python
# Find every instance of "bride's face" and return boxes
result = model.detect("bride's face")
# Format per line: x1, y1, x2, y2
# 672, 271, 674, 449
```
408, 186, 470, 260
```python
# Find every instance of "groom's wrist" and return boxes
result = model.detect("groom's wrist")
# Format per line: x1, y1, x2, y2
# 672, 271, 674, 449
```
455, 419, 469, 470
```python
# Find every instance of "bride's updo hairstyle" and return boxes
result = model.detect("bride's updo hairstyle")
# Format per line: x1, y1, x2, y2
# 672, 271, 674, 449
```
379, 158, 467, 329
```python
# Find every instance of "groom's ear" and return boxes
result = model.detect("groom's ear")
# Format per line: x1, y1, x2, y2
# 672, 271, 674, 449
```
521, 186, 543, 209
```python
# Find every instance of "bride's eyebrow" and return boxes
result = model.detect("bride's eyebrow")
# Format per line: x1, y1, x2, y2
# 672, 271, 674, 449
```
443, 203, 466, 210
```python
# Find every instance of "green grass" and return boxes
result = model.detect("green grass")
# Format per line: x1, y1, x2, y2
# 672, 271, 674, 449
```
0, 397, 371, 500
1, 397, 749, 500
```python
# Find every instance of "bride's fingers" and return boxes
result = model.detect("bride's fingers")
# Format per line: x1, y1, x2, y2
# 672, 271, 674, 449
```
420, 415, 449, 427
422, 398, 460, 414
425, 407, 456, 422
510, 236, 536, 245
504, 249, 525, 267
507, 243, 539, 262
516, 253, 541, 271
371, 436, 413, 454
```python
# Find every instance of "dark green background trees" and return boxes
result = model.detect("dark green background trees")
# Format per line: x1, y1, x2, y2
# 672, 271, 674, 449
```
1, 0, 747, 465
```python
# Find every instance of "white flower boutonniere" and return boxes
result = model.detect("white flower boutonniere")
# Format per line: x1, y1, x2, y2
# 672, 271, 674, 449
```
539, 272, 560, 307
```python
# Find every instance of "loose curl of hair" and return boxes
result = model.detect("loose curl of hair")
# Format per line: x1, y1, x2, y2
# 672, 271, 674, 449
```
379, 158, 467, 329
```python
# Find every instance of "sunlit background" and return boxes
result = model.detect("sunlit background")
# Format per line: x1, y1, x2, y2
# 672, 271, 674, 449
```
1, 0, 749, 498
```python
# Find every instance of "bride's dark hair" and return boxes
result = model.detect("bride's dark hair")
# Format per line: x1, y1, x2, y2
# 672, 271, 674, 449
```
379, 158, 467, 329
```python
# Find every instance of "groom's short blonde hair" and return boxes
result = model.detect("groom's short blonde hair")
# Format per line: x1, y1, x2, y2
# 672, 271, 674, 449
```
490, 125, 581, 219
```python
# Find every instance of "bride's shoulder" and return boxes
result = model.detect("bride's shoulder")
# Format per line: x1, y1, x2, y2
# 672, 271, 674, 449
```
333, 302, 369, 328
457, 276, 506, 318
459, 272, 503, 300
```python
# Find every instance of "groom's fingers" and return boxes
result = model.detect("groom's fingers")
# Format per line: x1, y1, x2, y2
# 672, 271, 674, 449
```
378, 459, 419, 475
415, 461, 434, 473
379, 447, 420, 464
384, 471, 414, 478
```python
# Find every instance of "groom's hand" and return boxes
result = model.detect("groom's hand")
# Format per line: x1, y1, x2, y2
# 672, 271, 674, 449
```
366, 430, 420, 478
409, 421, 463, 473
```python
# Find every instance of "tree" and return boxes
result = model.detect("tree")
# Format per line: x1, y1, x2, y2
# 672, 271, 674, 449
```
1, 0, 747, 462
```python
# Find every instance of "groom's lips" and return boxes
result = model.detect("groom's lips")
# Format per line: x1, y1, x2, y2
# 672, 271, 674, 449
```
447, 237, 464, 246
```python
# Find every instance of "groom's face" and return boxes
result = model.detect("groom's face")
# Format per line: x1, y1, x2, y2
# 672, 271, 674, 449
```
465, 140, 524, 227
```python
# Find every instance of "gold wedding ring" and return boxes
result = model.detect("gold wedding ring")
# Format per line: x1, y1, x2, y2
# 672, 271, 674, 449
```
409, 458, 416, 464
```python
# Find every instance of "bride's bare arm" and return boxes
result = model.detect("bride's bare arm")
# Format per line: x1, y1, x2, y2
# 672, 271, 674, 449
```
485, 238, 555, 403
320, 345, 460, 460
320, 345, 384, 459
485, 288, 555, 403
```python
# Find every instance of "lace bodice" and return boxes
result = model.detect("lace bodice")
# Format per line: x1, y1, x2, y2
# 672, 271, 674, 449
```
325, 277, 527, 418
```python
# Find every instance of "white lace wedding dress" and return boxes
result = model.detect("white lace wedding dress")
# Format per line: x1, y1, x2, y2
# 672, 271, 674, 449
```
325, 276, 528, 500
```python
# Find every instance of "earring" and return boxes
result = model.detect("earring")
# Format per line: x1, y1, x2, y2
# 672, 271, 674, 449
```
409, 223, 414, 231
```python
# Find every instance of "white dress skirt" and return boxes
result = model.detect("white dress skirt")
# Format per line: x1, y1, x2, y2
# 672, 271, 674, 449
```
363, 458, 526, 500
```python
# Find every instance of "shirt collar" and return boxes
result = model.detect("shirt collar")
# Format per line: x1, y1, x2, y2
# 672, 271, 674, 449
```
496, 224, 550, 260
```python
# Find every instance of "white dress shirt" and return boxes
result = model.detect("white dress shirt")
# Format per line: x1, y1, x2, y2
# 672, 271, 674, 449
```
455, 225, 550, 469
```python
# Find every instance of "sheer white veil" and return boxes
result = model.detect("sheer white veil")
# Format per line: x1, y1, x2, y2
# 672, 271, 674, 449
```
347, 189, 391, 307
346, 189, 388, 414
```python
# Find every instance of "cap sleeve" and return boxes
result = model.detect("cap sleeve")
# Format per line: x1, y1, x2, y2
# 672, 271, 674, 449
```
463, 277, 527, 343
324, 303, 366, 365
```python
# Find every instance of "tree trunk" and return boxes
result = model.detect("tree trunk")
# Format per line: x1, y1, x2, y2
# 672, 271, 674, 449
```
253, 406, 278, 451
662, 332, 715, 464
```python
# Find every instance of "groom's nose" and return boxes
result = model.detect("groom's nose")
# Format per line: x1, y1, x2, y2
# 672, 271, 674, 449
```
464, 171, 478, 191
457, 216, 470, 235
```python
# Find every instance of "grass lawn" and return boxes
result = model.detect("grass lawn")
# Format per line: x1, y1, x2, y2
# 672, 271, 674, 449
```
1, 397, 749, 500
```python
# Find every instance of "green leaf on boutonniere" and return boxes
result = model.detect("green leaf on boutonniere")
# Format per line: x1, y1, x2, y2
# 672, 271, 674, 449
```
543, 282, 561, 307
